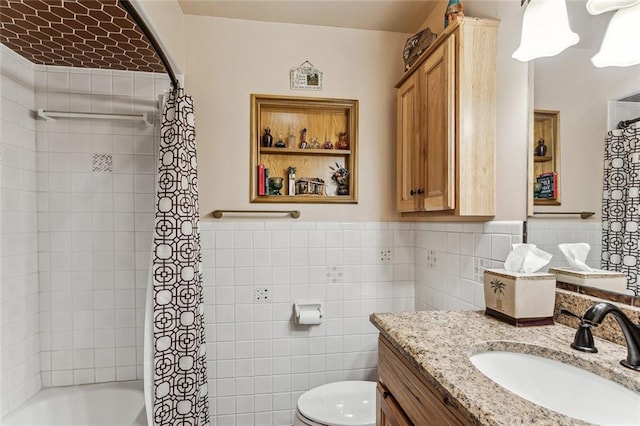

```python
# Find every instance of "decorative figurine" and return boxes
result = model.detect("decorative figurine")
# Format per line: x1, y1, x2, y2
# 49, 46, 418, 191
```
288, 129, 296, 148
287, 166, 296, 196
262, 127, 273, 147
336, 132, 349, 150
323, 138, 333, 149
330, 162, 350, 196
310, 136, 320, 149
300, 128, 308, 149
534, 138, 547, 156
444, 0, 464, 28
275, 134, 286, 148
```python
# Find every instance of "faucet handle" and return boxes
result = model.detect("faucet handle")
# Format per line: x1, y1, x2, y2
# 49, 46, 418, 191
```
560, 309, 598, 353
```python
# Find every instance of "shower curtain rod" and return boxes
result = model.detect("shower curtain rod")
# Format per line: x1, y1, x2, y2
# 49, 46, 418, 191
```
618, 117, 640, 129
118, 0, 179, 89
37, 109, 153, 126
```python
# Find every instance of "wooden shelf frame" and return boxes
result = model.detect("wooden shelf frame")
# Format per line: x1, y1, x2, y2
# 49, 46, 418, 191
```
250, 94, 359, 204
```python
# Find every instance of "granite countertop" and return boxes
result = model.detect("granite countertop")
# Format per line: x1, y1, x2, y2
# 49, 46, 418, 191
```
370, 310, 640, 426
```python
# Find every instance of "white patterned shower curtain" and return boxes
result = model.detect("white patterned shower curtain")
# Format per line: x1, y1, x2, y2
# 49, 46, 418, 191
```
149, 88, 209, 425
602, 122, 640, 296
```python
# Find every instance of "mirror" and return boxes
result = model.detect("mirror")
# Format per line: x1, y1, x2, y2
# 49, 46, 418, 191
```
526, 1, 640, 298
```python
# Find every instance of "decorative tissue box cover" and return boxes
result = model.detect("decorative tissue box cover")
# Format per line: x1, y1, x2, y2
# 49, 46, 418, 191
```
483, 269, 556, 326
548, 267, 627, 294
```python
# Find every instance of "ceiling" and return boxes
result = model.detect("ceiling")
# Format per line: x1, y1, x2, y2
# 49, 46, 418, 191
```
0, 0, 165, 72
177, 0, 440, 33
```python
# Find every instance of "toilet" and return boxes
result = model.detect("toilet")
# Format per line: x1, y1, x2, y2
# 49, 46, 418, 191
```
294, 381, 377, 426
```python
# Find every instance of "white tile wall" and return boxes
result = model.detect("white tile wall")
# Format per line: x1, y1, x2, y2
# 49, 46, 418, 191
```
0, 45, 42, 417
201, 220, 524, 425
200, 221, 414, 425
414, 222, 525, 312
526, 219, 602, 269
35, 64, 170, 388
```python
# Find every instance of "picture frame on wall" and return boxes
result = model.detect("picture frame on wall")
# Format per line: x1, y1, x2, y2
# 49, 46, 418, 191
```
290, 61, 323, 90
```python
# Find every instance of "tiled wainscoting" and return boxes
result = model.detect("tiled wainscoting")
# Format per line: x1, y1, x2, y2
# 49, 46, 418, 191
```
200, 220, 524, 425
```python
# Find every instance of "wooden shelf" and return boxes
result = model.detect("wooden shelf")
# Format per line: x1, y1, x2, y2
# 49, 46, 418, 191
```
250, 94, 358, 204
534, 156, 553, 162
260, 147, 351, 156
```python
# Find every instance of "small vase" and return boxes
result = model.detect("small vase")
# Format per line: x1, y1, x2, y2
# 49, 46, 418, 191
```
534, 138, 547, 156
337, 184, 349, 196
336, 132, 349, 150
262, 127, 273, 147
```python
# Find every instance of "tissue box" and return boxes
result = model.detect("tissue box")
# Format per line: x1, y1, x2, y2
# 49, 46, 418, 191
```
483, 269, 556, 326
549, 267, 627, 294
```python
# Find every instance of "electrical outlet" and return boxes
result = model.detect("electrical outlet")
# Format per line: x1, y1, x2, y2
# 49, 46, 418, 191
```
254, 287, 270, 303
378, 249, 393, 264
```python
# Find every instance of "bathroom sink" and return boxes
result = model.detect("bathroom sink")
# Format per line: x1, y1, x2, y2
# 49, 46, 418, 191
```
470, 351, 640, 425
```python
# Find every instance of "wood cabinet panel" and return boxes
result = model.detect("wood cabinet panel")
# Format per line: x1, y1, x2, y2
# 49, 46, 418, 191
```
395, 18, 498, 219
396, 73, 419, 212
377, 382, 412, 426
377, 335, 471, 426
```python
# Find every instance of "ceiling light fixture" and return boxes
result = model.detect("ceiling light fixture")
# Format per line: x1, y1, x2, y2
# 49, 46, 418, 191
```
591, 2, 640, 67
513, 0, 580, 62
586, 0, 640, 15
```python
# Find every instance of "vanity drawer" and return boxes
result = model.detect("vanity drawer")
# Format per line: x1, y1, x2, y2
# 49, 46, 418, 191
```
378, 335, 471, 426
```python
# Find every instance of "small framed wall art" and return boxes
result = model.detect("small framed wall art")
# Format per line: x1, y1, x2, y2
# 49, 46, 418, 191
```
290, 61, 323, 90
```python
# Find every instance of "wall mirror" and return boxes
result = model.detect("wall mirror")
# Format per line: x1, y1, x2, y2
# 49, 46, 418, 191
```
532, 110, 560, 205
525, 1, 640, 299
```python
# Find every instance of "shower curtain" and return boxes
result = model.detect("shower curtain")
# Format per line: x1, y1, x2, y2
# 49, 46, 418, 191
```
601, 122, 640, 296
149, 87, 209, 425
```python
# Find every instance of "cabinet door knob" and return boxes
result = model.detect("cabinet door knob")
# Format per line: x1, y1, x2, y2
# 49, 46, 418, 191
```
382, 391, 391, 399
417, 188, 424, 195
409, 190, 416, 196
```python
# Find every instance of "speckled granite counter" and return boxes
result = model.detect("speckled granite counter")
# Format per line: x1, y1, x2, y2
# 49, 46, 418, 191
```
370, 310, 640, 425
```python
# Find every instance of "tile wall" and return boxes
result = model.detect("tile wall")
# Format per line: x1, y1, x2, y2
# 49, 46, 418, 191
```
414, 221, 524, 311
0, 45, 41, 417
201, 220, 524, 425
526, 219, 602, 270
34, 64, 169, 387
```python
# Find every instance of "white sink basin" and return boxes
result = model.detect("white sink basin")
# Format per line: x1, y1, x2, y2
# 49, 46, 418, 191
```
470, 351, 640, 425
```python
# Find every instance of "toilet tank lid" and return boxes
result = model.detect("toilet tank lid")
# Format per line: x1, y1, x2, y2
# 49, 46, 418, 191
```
297, 381, 377, 426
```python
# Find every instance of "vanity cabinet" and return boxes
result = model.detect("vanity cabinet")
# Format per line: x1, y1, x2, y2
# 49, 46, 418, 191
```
377, 335, 471, 426
396, 18, 498, 219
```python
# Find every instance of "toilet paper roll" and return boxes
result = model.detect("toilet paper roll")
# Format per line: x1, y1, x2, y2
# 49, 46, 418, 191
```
298, 310, 322, 325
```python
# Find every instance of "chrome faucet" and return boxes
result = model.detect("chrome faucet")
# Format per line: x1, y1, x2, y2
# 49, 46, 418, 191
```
574, 302, 640, 371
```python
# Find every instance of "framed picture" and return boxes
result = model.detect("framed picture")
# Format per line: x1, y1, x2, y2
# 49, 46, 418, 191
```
290, 61, 323, 90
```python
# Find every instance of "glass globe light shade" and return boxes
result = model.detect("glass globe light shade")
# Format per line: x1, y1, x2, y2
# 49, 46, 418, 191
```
586, 0, 640, 15
591, 2, 640, 67
513, 0, 580, 62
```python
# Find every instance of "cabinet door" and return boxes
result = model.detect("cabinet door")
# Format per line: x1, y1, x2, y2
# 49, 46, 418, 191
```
417, 36, 456, 212
377, 383, 412, 426
396, 72, 419, 212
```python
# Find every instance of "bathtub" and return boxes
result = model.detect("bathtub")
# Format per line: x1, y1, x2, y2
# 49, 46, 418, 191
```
1, 380, 147, 425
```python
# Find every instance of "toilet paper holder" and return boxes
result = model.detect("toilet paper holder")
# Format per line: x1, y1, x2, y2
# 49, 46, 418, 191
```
294, 301, 323, 325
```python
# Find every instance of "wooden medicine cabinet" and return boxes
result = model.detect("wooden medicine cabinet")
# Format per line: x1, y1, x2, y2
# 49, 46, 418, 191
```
533, 110, 561, 205
250, 94, 358, 203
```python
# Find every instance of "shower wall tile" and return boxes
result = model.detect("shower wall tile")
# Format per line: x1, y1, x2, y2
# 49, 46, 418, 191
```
35, 64, 170, 388
0, 45, 42, 418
